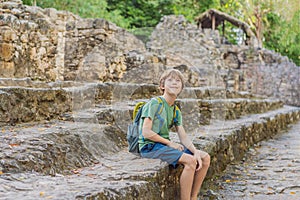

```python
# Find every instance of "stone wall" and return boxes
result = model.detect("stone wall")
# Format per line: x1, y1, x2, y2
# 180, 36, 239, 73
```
147, 15, 300, 106
0, 0, 147, 82
0, 1, 299, 105
220, 47, 300, 106
1, 1, 70, 80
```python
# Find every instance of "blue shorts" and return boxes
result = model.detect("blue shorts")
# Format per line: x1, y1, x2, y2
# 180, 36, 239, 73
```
140, 143, 193, 168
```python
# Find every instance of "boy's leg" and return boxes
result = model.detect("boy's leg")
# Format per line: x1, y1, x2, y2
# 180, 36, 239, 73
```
178, 153, 197, 200
190, 154, 210, 200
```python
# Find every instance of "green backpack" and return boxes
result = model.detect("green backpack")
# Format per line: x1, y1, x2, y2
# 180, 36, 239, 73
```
126, 97, 177, 155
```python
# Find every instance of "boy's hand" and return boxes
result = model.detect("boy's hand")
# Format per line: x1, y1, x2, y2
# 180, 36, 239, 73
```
194, 150, 203, 171
167, 141, 184, 151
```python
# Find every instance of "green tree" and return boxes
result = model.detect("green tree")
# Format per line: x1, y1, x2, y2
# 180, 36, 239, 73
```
106, 0, 219, 28
107, 0, 174, 28
220, 0, 270, 47
264, 12, 283, 51
171, 0, 219, 22
220, 0, 299, 65
22, 0, 129, 28
269, 10, 300, 65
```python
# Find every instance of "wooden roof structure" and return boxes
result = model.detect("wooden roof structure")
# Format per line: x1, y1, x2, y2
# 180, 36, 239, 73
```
195, 9, 256, 44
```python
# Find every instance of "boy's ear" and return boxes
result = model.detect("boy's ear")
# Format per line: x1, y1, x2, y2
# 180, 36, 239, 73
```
159, 85, 165, 94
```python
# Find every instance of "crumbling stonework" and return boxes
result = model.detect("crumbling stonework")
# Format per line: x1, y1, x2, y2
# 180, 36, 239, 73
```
147, 15, 300, 106
0, 1, 300, 199
1, 2, 298, 105
0, 0, 146, 82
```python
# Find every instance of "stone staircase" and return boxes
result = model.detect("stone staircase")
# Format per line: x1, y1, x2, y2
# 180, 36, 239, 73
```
0, 80, 300, 200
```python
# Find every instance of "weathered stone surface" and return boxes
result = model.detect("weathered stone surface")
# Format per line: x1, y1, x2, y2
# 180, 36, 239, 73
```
120, 51, 167, 84
0, 42, 14, 61
0, 87, 72, 124
208, 120, 300, 200
147, 15, 300, 106
0, 104, 299, 200
0, 1, 146, 82
0, 61, 15, 77
0, 1, 300, 199
1, 2, 299, 105
0, 121, 126, 175
0, 80, 285, 129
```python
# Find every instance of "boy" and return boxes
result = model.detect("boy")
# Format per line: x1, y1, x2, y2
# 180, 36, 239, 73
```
139, 69, 211, 200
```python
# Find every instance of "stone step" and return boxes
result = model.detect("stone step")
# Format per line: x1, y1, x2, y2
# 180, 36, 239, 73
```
0, 106, 299, 200
179, 86, 256, 99
0, 78, 255, 100
0, 87, 72, 126
0, 78, 86, 88
0, 82, 264, 126
172, 105, 300, 174
65, 98, 283, 133
0, 83, 105, 125
178, 98, 283, 129
101, 83, 259, 100
0, 101, 291, 176
0, 121, 126, 175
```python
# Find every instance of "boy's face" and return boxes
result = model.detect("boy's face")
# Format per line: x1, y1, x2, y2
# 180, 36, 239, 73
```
161, 74, 183, 96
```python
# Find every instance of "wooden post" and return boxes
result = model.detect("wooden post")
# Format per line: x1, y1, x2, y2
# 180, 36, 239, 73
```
221, 20, 225, 44
222, 21, 225, 37
212, 14, 215, 30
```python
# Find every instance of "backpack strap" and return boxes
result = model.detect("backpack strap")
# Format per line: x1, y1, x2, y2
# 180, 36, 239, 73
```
168, 104, 178, 129
157, 96, 179, 129
133, 105, 144, 123
156, 97, 164, 115
173, 105, 179, 125
132, 101, 146, 121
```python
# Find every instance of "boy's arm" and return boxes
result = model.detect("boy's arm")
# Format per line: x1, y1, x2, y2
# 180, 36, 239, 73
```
176, 125, 197, 153
142, 117, 171, 145
176, 125, 205, 171
143, 117, 183, 150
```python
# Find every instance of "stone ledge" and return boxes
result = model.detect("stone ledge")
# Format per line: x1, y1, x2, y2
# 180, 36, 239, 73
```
0, 106, 299, 199
0, 122, 126, 175
0, 82, 271, 125
0, 87, 72, 125
71, 98, 283, 132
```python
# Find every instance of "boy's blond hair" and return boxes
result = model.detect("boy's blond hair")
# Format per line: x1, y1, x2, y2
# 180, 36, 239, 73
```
159, 69, 185, 94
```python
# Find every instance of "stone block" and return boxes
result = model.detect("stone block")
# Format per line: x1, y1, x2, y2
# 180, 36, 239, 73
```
37, 46, 46, 57
0, 42, 14, 61
29, 47, 36, 59
76, 19, 94, 30
93, 18, 109, 30
0, 61, 15, 77
20, 33, 29, 43
0, 27, 17, 41
43, 8, 58, 20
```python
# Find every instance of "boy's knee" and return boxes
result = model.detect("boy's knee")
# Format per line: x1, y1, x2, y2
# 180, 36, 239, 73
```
181, 154, 197, 171
203, 154, 210, 167
186, 161, 196, 171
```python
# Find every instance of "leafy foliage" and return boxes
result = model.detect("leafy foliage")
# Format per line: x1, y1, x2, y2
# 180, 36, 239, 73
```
267, 10, 300, 66
106, 0, 219, 28
220, 0, 299, 65
107, 0, 169, 28
22, 0, 130, 28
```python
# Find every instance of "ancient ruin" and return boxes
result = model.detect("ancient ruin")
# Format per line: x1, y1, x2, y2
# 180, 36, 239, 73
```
0, 0, 299, 199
